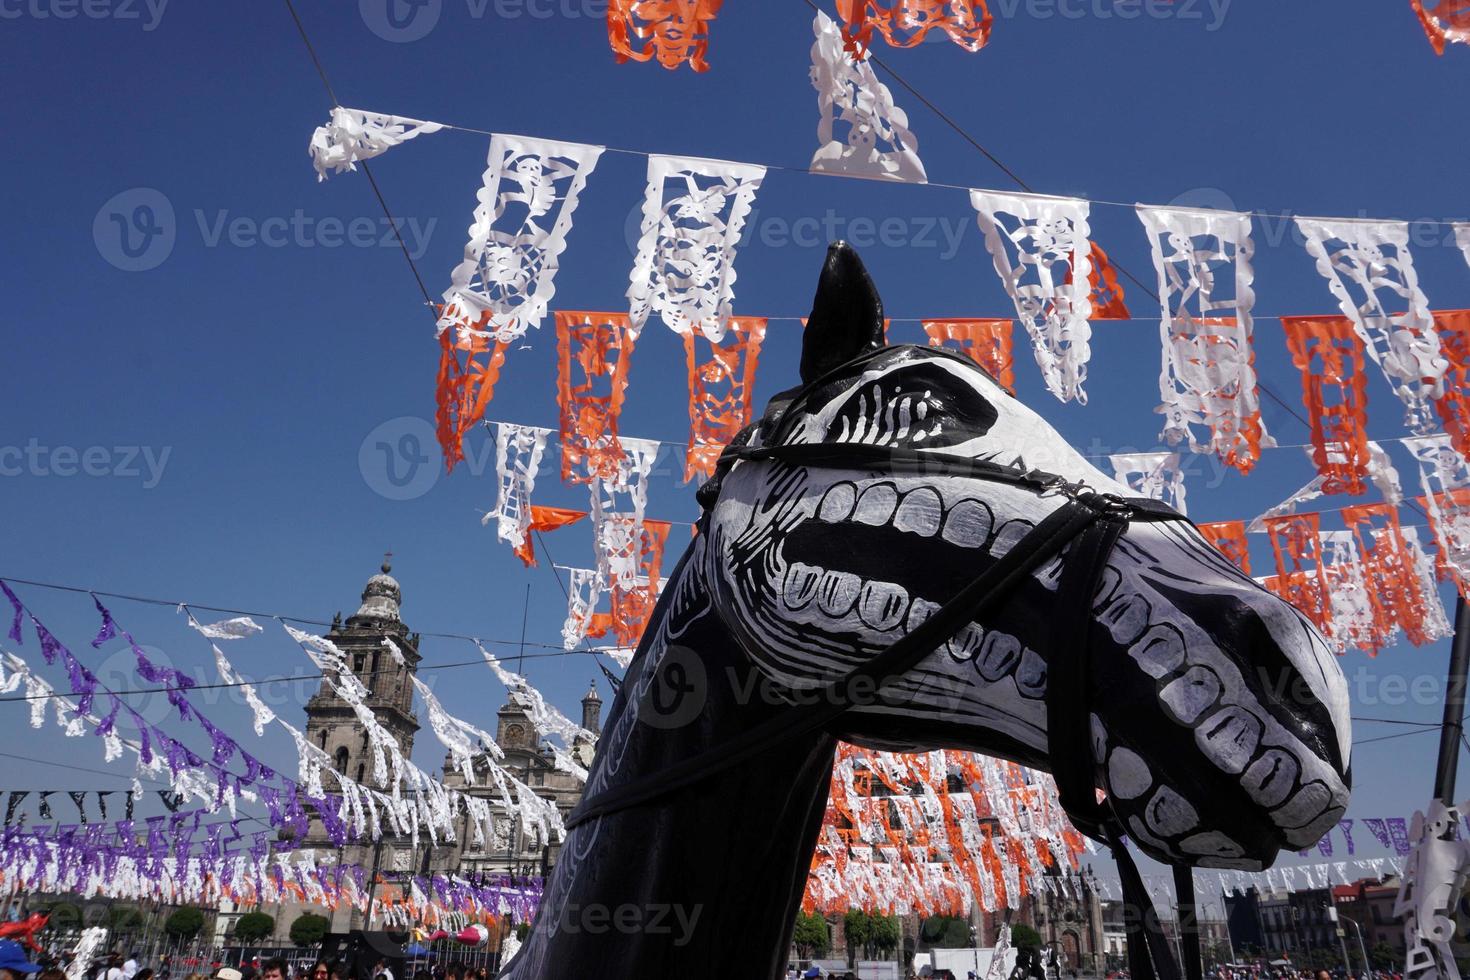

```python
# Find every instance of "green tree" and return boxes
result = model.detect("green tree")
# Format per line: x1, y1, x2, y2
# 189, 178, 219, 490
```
867, 914, 900, 955
233, 912, 275, 944
1370, 943, 1399, 971
289, 913, 330, 948
793, 912, 831, 958
920, 916, 971, 949
1011, 923, 1044, 953
842, 911, 900, 962
164, 907, 205, 940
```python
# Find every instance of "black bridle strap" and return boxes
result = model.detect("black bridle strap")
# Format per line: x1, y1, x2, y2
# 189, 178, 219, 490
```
1045, 512, 1200, 980
565, 498, 1101, 832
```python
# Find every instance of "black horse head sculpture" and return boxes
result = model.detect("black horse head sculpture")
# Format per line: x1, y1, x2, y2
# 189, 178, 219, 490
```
502, 243, 1351, 979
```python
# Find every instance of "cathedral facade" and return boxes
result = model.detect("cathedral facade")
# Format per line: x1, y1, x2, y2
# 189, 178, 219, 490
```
250, 562, 601, 942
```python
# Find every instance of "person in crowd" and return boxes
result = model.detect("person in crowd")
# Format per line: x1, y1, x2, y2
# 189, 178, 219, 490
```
134, 969, 153, 980
0, 944, 42, 980
372, 961, 393, 980
36, 968, 63, 980
258, 961, 287, 980
122, 954, 139, 980
307, 962, 328, 980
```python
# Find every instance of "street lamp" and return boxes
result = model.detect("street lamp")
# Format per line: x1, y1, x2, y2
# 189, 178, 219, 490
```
1325, 905, 1353, 978
1337, 912, 1371, 978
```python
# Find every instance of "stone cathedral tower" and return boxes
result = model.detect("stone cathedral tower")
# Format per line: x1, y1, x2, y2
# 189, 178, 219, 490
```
303, 560, 422, 786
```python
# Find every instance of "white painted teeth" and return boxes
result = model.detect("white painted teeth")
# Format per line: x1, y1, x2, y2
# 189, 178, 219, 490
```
905, 598, 941, 631
812, 482, 992, 550
945, 623, 985, 662
853, 484, 898, 525
942, 500, 993, 548
781, 562, 822, 610
892, 487, 942, 536
858, 581, 909, 630
818, 482, 857, 522
816, 570, 862, 616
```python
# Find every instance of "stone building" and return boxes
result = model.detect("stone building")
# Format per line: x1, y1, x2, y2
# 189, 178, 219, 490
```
247, 561, 602, 945
443, 683, 602, 878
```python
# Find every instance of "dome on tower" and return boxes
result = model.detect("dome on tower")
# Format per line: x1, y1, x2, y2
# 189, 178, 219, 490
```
355, 560, 402, 622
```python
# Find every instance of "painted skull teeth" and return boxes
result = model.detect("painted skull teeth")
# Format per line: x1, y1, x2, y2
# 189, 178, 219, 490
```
814, 481, 994, 549
709, 344, 1351, 872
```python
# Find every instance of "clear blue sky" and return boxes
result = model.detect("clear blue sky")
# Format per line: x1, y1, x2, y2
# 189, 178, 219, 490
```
1, 1, 1467, 884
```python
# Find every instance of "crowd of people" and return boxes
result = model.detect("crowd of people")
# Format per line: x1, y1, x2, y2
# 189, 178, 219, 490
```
0, 943, 505, 980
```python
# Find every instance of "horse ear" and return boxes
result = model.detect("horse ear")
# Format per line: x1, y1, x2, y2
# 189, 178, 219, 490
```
800, 241, 886, 383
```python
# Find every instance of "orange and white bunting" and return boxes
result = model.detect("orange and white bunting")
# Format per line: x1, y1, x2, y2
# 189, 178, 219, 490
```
684, 317, 766, 482
435, 321, 509, 472
810, 10, 927, 182
555, 311, 638, 484
970, 190, 1093, 403
607, 0, 723, 71
1281, 315, 1373, 496
833, 0, 993, 55
1137, 204, 1273, 474
437, 135, 603, 343
1410, 0, 1470, 53
627, 154, 765, 341
1295, 217, 1446, 435
922, 318, 1015, 390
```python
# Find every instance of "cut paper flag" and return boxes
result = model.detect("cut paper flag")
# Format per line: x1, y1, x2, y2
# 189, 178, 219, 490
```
1262, 513, 1331, 633
509, 506, 588, 567
560, 567, 605, 650
1295, 217, 1446, 434
1079, 242, 1130, 320
607, 0, 723, 72
609, 520, 673, 648
487, 423, 551, 561
922, 319, 1015, 391
627, 154, 765, 341
1197, 520, 1250, 575
1410, 0, 1470, 53
437, 135, 603, 342
1136, 204, 1272, 474
1429, 309, 1470, 459
436, 327, 508, 472
556, 311, 638, 483
1339, 503, 1447, 651
685, 316, 766, 482
590, 438, 661, 590
1109, 452, 1187, 515
809, 10, 927, 183
1403, 433, 1470, 595
1281, 315, 1373, 496
834, 0, 993, 54
309, 107, 443, 181
970, 190, 1093, 403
